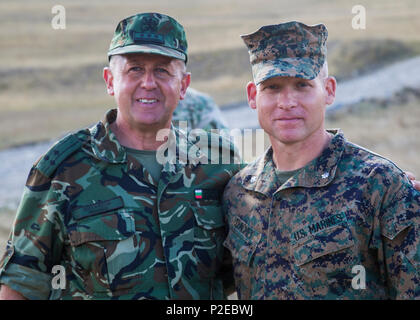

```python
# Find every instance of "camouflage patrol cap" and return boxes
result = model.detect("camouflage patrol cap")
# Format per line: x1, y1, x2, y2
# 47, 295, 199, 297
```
241, 21, 328, 85
108, 13, 188, 62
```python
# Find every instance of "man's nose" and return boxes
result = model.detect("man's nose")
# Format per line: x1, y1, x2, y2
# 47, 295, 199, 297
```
277, 87, 297, 109
141, 71, 157, 90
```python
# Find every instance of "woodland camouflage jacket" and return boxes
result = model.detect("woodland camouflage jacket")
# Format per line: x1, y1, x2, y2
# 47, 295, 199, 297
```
0, 109, 240, 300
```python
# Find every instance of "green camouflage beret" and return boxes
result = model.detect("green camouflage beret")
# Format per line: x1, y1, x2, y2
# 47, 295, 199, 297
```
241, 21, 328, 85
108, 12, 188, 62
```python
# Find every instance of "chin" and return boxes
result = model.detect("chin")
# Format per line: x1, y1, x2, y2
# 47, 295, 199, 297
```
139, 115, 171, 127
275, 137, 300, 145
270, 128, 303, 143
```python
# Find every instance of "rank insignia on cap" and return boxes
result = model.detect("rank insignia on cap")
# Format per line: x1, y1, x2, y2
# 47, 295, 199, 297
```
195, 189, 203, 199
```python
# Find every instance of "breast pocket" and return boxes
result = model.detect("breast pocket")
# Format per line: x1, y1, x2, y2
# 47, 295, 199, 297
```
291, 223, 355, 294
191, 203, 226, 278
67, 209, 138, 296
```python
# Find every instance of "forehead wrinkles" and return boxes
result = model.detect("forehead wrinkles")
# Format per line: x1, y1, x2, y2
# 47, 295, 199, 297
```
125, 55, 173, 67
125, 55, 185, 77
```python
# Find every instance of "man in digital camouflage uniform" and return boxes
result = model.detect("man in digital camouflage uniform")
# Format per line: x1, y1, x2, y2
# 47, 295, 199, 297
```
0, 12, 240, 300
223, 21, 420, 299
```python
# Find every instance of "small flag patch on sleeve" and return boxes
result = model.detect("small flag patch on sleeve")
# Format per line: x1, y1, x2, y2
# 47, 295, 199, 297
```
195, 189, 203, 199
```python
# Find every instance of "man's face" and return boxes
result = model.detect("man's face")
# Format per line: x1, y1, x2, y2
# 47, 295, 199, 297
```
247, 73, 336, 146
103, 53, 190, 130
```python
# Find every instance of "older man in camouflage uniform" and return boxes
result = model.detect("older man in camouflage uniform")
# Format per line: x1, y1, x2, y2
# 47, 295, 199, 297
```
0, 13, 239, 300
223, 21, 420, 299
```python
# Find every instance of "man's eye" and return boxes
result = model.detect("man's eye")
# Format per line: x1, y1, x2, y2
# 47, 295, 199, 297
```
129, 67, 142, 72
297, 81, 309, 88
156, 68, 169, 74
265, 84, 279, 90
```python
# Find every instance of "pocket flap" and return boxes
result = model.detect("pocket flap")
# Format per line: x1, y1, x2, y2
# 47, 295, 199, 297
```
73, 196, 124, 220
68, 210, 135, 246
293, 224, 354, 267
381, 217, 413, 241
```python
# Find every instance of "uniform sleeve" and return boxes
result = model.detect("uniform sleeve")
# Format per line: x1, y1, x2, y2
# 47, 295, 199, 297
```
379, 180, 420, 299
0, 167, 65, 300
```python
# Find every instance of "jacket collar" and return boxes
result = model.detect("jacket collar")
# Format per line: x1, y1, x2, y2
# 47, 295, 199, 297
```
88, 109, 203, 173
89, 109, 126, 163
240, 129, 345, 197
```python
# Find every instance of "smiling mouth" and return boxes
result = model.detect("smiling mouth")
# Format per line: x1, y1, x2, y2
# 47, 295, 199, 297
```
136, 98, 158, 104
277, 118, 301, 121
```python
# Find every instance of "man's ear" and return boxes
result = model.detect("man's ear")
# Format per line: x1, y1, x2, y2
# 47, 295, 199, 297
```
103, 67, 114, 96
246, 81, 257, 110
179, 72, 191, 100
324, 76, 336, 105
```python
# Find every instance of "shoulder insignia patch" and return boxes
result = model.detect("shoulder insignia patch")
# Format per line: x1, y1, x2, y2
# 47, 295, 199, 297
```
35, 130, 89, 177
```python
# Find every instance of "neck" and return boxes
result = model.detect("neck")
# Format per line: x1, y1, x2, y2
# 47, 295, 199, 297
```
111, 117, 171, 151
271, 129, 332, 171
